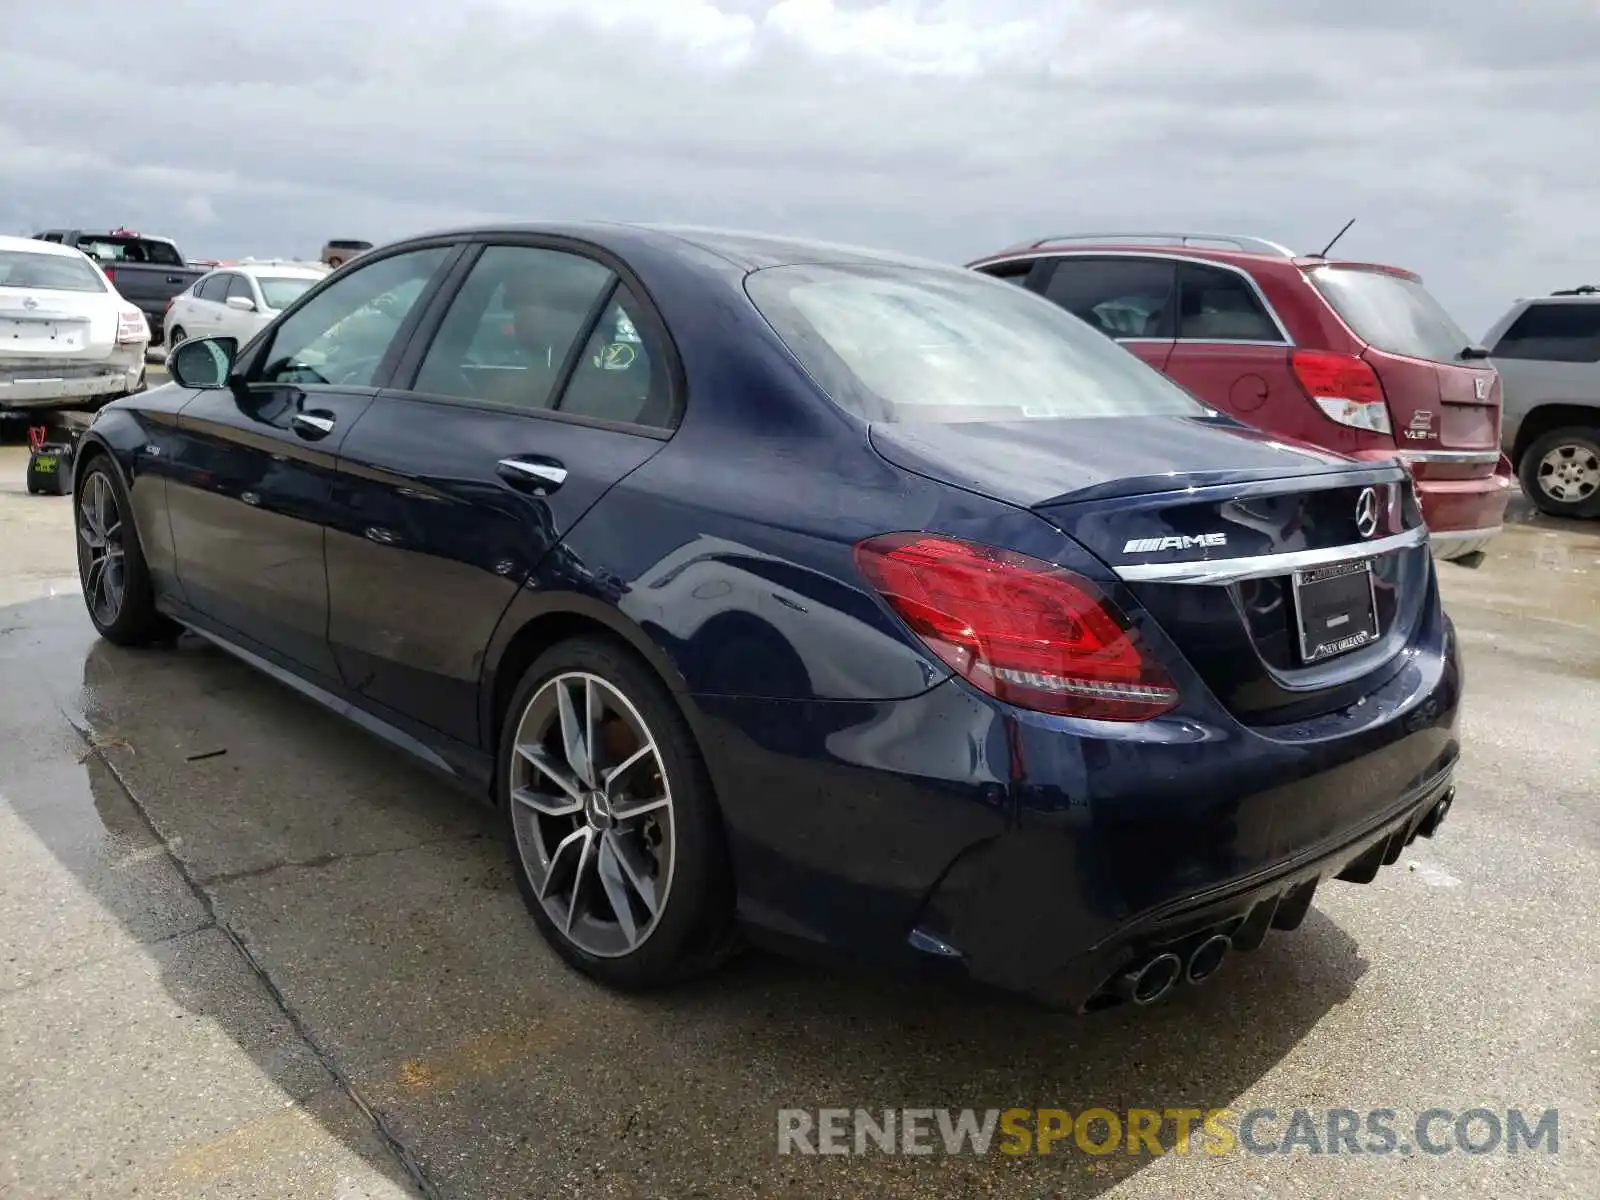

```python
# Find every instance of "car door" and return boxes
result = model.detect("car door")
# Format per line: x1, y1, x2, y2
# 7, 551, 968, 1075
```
1162, 261, 1295, 426
1032, 255, 1178, 372
323, 239, 678, 746
171, 274, 217, 341
218, 272, 261, 342
163, 243, 459, 680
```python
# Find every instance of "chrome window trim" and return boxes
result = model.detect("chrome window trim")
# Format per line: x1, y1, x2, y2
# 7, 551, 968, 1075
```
975, 250, 1296, 347
1114, 526, 1427, 584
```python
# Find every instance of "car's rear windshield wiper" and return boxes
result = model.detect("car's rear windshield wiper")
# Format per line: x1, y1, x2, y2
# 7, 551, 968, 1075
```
1457, 345, 1492, 360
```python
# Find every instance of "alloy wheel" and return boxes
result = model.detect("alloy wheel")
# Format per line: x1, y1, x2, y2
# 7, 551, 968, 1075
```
508, 671, 675, 958
1537, 442, 1600, 504
78, 472, 127, 626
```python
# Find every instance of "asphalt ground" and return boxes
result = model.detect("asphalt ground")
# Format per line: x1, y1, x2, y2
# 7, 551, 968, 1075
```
0, 436, 1594, 1199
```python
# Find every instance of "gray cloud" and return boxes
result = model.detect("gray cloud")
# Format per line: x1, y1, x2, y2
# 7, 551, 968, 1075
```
3, 0, 1598, 332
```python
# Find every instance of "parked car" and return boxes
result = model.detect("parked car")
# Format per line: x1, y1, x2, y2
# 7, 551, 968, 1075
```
1483, 286, 1600, 519
165, 261, 328, 349
0, 235, 149, 419
33, 229, 205, 344
968, 233, 1512, 560
73, 224, 1459, 1010
321, 239, 373, 269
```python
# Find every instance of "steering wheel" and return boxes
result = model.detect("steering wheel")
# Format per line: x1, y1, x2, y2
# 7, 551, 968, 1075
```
326, 355, 384, 387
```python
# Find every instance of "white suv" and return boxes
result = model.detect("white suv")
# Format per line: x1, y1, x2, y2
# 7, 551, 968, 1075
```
166, 261, 327, 350
1486, 286, 1600, 519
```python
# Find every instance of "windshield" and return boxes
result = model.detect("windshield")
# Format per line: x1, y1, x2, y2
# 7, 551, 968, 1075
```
258, 276, 317, 310
745, 264, 1206, 423
1310, 267, 1471, 364
0, 249, 107, 293
73, 236, 184, 267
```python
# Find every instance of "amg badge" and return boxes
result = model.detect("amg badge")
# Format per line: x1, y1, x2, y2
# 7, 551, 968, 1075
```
1123, 533, 1228, 554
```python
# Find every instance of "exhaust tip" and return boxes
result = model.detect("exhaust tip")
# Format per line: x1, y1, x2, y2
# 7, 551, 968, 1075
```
1186, 934, 1231, 985
1121, 952, 1183, 1006
1418, 790, 1454, 838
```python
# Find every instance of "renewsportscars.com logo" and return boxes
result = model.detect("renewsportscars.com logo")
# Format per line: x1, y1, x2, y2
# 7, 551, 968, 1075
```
777, 1107, 1561, 1158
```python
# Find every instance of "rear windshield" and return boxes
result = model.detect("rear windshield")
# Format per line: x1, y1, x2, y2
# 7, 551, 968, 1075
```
1309, 266, 1471, 364
257, 276, 317, 310
73, 236, 184, 267
744, 263, 1206, 423
0, 249, 107, 293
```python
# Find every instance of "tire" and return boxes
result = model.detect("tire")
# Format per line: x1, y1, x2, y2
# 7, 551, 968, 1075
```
167, 326, 187, 350
74, 458, 180, 646
498, 636, 736, 989
1518, 426, 1600, 519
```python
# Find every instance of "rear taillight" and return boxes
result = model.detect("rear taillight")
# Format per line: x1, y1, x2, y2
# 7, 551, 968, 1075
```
1291, 350, 1392, 435
116, 309, 149, 343
103, 266, 116, 282
853, 533, 1180, 721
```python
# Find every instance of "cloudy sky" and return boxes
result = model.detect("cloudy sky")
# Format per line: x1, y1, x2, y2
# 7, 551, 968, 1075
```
5, 0, 1598, 332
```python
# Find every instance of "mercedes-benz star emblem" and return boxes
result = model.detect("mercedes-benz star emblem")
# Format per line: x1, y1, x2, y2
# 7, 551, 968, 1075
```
1355, 487, 1380, 539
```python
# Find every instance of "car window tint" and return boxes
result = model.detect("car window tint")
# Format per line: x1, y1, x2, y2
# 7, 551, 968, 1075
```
194, 274, 224, 301
1041, 257, 1176, 338
556, 287, 674, 427
1309, 266, 1470, 363
253, 246, 450, 388
0, 249, 106, 293
746, 263, 1206, 423
225, 274, 255, 302
413, 245, 614, 410
1177, 263, 1281, 341
1491, 303, 1600, 364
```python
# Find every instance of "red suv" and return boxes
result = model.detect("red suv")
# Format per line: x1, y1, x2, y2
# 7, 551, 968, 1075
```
968, 233, 1512, 559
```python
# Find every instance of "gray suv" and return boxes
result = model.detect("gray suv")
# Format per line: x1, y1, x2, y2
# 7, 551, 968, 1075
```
1486, 286, 1600, 518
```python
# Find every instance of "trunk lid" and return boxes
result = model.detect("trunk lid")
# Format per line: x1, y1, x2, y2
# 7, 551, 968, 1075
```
871, 415, 1431, 723
0, 290, 112, 362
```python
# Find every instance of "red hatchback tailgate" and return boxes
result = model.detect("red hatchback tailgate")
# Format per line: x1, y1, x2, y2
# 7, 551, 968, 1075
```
1307, 263, 1502, 479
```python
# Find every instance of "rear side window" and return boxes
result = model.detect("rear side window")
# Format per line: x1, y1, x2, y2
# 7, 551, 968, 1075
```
0, 249, 107, 293
1490, 303, 1600, 364
1177, 263, 1281, 341
1040, 257, 1176, 338
1310, 267, 1471, 364
72, 237, 184, 267
746, 263, 1206, 423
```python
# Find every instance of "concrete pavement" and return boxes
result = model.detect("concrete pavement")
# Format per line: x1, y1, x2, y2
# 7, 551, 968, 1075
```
0, 441, 1595, 1198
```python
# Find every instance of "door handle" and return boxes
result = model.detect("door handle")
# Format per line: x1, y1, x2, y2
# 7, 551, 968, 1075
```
292, 413, 336, 437
497, 457, 567, 492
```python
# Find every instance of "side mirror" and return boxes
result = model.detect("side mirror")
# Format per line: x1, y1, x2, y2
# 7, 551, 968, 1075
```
167, 336, 240, 389
225, 295, 256, 312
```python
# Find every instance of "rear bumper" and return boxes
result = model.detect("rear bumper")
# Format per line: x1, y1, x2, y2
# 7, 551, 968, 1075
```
1351, 448, 1514, 557
691, 598, 1462, 1010
0, 351, 146, 410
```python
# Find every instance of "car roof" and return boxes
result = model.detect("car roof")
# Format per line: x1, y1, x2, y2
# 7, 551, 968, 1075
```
969, 239, 1421, 282
402, 220, 957, 273
0, 234, 91, 259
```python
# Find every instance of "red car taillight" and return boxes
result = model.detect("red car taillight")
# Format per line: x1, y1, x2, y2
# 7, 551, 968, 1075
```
853, 533, 1180, 722
1291, 350, 1392, 435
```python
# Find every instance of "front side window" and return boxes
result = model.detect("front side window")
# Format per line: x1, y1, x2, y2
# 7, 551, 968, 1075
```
746, 263, 1207, 423
1177, 263, 1281, 341
413, 245, 614, 410
1041, 257, 1176, 339
194, 274, 226, 301
253, 246, 451, 387
1491, 302, 1600, 364
225, 274, 256, 304
257, 276, 317, 311
0, 249, 107, 293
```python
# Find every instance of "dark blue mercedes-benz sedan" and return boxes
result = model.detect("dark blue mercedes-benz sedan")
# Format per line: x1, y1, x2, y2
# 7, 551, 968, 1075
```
70, 223, 1459, 1010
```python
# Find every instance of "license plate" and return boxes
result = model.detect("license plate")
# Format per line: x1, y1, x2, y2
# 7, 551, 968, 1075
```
1292, 559, 1379, 663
